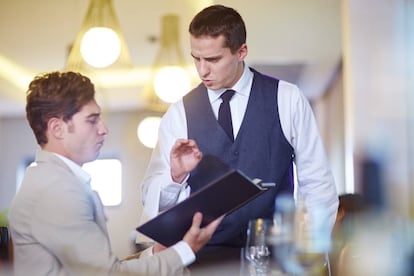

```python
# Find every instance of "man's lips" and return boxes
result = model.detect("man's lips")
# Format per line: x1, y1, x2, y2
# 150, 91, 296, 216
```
203, 79, 213, 86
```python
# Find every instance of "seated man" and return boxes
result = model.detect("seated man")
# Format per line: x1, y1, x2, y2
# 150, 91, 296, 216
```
9, 71, 222, 276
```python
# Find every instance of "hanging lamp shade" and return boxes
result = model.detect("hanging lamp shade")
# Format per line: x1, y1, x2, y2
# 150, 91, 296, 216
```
143, 14, 191, 112
66, 0, 132, 72
137, 14, 194, 147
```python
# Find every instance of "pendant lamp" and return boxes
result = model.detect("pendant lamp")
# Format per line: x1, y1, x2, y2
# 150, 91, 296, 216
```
66, 0, 132, 72
143, 14, 191, 112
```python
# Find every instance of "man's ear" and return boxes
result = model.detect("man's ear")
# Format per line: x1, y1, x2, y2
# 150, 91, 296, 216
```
237, 43, 248, 60
47, 117, 64, 140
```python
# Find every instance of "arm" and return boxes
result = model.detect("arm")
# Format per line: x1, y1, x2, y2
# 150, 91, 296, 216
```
134, 213, 223, 269
32, 178, 190, 276
141, 101, 192, 217
278, 81, 339, 233
138, 138, 203, 244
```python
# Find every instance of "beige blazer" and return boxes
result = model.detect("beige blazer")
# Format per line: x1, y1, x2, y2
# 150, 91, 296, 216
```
9, 150, 187, 276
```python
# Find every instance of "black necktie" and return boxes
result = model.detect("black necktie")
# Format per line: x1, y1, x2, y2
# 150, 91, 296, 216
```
218, 89, 235, 141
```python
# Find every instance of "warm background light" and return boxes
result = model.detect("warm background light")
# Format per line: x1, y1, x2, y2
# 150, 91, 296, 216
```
153, 66, 191, 103
137, 116, 162, 148
80, 27, 121, 68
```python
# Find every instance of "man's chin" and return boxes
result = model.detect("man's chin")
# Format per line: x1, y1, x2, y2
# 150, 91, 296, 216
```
83, 153, 100, 165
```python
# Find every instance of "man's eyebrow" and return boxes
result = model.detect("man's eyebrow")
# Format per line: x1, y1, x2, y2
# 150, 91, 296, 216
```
191, 53, 221, 60
86, 112, 100, 119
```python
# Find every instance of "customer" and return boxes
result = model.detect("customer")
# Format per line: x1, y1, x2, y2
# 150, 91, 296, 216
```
9, 71, 222, 276
139, 4, 338, 247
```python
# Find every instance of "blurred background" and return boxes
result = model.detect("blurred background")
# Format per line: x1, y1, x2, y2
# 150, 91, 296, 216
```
0, 0, 413, 265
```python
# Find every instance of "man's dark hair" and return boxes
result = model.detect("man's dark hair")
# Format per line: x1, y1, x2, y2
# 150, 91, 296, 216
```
189, 5, 246, 54
26, 71, 95, 145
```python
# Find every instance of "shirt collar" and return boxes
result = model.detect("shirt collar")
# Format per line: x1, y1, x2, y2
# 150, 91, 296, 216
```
53, 153, 91, 185
207, 64, 254, 103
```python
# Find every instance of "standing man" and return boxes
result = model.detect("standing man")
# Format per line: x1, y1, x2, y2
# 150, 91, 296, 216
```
9, 71, 221, 276
140, 5, 338, 247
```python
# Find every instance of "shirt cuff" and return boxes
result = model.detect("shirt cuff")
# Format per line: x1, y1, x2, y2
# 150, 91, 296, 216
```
172, 241, 196, 266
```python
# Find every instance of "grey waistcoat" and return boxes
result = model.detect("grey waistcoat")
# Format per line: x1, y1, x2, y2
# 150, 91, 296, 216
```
183, 69, 294, 246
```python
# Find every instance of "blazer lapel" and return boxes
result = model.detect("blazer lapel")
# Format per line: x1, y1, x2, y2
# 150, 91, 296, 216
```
90, 190, 109, 236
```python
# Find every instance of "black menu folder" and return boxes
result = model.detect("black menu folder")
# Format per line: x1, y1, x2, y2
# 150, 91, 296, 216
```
136, 155, 273, 247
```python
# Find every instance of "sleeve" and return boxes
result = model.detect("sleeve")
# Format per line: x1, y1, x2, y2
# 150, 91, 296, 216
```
278, 81, 339, 235
31, 178, 187, 276
140, 101, 190, 219
138, 241, 195, 266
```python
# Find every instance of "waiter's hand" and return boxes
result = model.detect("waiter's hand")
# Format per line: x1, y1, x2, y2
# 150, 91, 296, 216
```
170, 139, 202, 183
183, 212, 223, 253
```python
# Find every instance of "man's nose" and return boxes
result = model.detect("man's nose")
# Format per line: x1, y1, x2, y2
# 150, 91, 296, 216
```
99, 121, 109, 135
198, 60, 210, 77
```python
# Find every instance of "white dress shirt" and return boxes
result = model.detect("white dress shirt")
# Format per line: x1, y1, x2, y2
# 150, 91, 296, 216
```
139, 65, 338, 242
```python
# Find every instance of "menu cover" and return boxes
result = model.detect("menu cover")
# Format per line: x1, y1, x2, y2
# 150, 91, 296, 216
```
136, 155, 271, 247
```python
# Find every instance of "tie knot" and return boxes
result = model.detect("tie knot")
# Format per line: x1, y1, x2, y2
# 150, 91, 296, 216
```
220, 89, 235, 103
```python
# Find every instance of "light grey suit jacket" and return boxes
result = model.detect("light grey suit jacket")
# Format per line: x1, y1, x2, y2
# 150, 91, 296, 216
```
9, 150, 187, 276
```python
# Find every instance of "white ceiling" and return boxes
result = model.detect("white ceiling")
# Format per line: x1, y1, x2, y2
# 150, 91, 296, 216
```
0, 0, 342, 117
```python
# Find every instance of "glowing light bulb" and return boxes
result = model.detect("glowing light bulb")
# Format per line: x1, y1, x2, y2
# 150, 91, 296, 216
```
80, 27, 121, 68
137, 116, 162, 148
153, 66, 190, 103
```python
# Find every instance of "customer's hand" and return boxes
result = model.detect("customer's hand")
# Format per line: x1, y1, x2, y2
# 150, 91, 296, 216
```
183, 212, 223, 253
170, 139, 202, 183
152, 243, 167, 254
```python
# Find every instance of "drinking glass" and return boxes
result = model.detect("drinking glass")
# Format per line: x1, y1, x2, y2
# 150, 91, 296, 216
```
244, 218, 272, 275
268, 194, 303, 275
